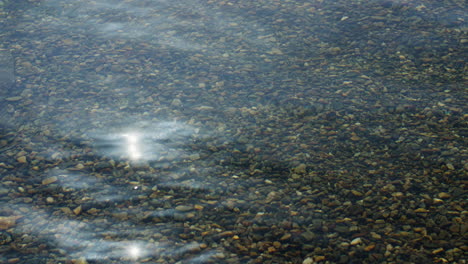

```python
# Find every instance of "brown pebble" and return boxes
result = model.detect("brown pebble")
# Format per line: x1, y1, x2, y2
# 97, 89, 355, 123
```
112, 212, 128, 220
370, 232, 382, 239
73, 205, 82, 215
314, 256, 326, 262
87, 208, 100, 214
0, 216, 22, 230
75, 257, 89, 264
186, 212, 196, 218
42, 176, 58, 185
414, 208, 430, 213
293, 163, 307, 174
446, 163, 455, 170
17, 156, 27, 163
350, 237, 362, 245
175, 205, 193, 212
219, 231, 234, 237
364, 244, 375, 251
438, 192, 451, 199
60, 207, 74, 215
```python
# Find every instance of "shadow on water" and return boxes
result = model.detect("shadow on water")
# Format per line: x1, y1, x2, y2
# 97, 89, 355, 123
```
0, 0, 466, 263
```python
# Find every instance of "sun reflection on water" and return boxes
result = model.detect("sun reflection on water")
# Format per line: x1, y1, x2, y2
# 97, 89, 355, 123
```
125, 243, 142, 260
122, 132, 142, 161
89, 121, 201, 164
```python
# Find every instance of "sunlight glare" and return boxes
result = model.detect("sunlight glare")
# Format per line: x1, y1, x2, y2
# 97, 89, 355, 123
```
126, 243, 142, 260
122, 132, 142, 160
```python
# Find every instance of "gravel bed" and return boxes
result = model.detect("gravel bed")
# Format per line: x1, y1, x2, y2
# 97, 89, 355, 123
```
0, 0, 466, 263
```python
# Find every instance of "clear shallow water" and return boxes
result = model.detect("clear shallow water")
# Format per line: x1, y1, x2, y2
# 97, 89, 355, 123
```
0, 0, 466, 263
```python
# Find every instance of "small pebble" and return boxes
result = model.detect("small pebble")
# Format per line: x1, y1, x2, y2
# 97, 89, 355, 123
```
42, 176, 58, 185
17, 156, 27, 163
175, 205, 193, 212
438, 192, 451, 199
350, 237, 362, 245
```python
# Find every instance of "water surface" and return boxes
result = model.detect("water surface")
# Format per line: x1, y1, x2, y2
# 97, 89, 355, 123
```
0, 0, 466, 263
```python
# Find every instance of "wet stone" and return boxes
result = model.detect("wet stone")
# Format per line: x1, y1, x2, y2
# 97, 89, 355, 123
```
175, 205, 193, 212
41, 176, 58, 185
16, 156, 27, 163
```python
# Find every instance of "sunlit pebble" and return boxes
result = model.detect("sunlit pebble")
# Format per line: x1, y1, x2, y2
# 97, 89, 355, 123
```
350, 237, 362, 245
17, 156, 27, 163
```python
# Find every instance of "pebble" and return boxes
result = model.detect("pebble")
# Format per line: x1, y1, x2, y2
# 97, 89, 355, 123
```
0, 216, 22, 230
370, 232, 382, 239
350, 237, 362, 245
364, 244, 375, 251
17, 156, 27, 163
446, 163, 455, 170
73, 205, 82, 215
5, 96, 22, 102
7, 258, 20, 264
292, 163, 307, 174
189, 153, 200, 160
414, 208, 430, 213
175, 205, 193, 212
87, 208, 100, 214
60, 207, 73, 215
438, 192, 451, 199
112, 212, 129, 220
171, 98, 182, 107
267, 48, 283, 55
42, 176, 58, 185
75, 258, 88, 264
314, 256, 326, 262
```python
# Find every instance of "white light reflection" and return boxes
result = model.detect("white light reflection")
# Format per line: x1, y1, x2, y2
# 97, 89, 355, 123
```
122, 132, 142, 161
126, 243, 142, 260
90, 121, 204, 163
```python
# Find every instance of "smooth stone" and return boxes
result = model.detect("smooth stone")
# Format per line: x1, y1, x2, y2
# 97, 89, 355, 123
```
175, 205, 193, 212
